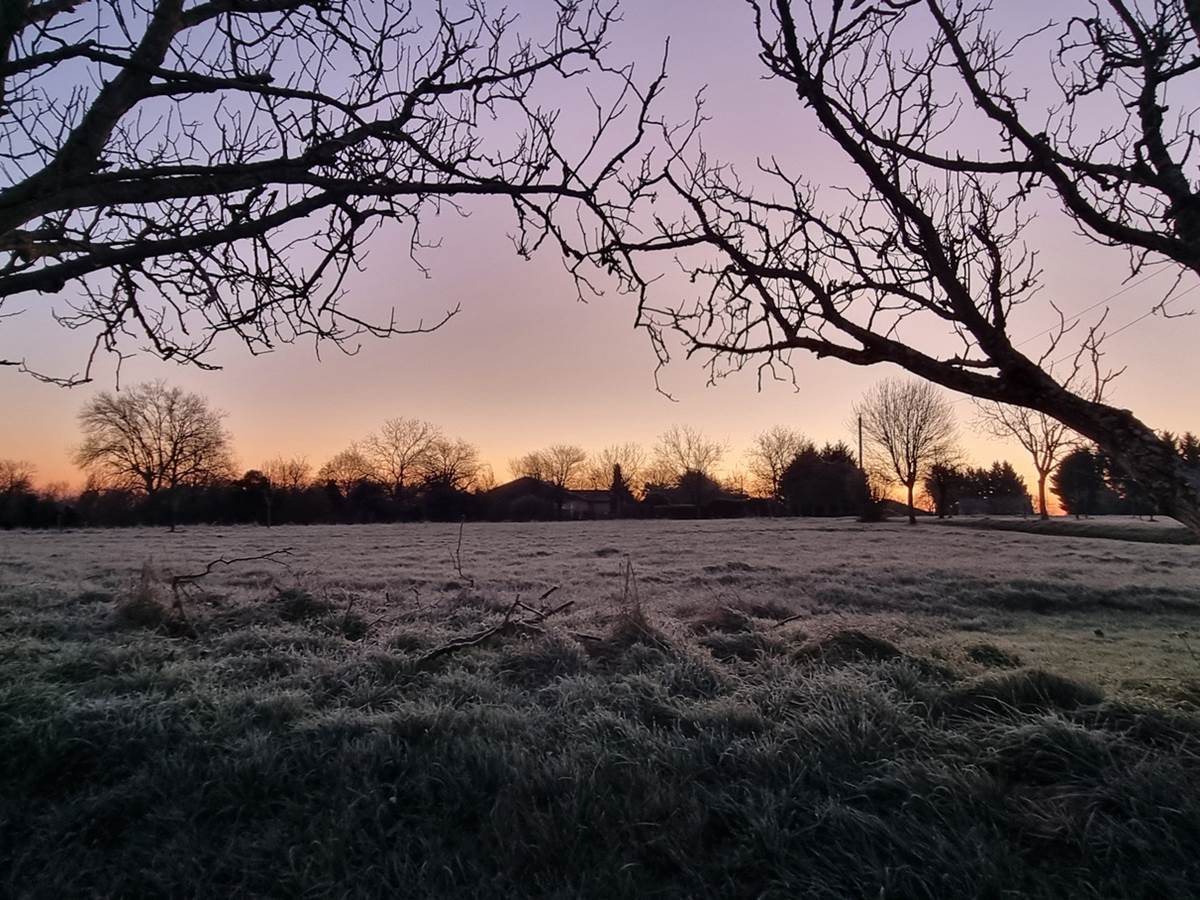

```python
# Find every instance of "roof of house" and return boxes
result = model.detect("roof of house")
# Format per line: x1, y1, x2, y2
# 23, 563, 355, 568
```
564, 490, 611, 503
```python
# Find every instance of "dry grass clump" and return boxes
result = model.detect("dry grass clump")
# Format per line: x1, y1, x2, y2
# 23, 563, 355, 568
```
498, 633, 588, 686
111, 563, 169, 630
688, 604, 753, 635
940, 669, 1105, 719
965, 641, 1023, 669
272, 586, 332, 623
586, 609, 675, 665
795, 629, 904, 665
699, 630, 788, 663
109, 563, 197, 638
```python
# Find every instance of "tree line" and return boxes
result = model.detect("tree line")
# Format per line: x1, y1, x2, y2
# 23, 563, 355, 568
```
1, 379, 1196, 529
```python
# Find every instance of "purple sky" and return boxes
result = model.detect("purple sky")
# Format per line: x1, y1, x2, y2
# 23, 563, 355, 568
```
2, 0, 1196, 493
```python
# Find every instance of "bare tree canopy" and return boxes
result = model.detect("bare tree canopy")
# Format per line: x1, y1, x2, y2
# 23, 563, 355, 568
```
0, 0, 648, 383
653, 424, 725, 483
508, 443, 587, 515
364, 417, 440, 496
262, 455, 311, 491
974, 402, 1077, 520
420, 435, 480, 491
587, 0, 1200, 533
316, 445, 372, 495
509, 450, 548, 483
74, 379, 234, 494
856, 378, 957, 523
746, 425, 812, 500
0, 458, 36, 494
582, 442, 646, 493
541, 444, 588, 490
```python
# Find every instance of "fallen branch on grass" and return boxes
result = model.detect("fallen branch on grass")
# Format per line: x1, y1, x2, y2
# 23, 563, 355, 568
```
168, 548, 295, 635
414, 586, 569, 670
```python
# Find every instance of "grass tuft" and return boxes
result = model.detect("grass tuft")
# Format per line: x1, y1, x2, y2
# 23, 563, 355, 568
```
940, 668, 1104, 719
689, 604, 752, 635
273, 587, 331, 623
965, 641, 1023, 668
111, 564, 175, 632
796, 629, 904, 665
699, 630, 787, 663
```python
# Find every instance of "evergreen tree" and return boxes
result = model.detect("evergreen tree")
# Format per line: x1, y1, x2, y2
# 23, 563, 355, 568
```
1052, 449, 1110, 517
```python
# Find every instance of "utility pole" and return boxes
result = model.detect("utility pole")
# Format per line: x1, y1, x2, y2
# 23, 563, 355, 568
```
858, 415, 864, 471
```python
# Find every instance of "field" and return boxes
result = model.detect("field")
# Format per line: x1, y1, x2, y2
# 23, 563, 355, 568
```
3, 518, 1200, 898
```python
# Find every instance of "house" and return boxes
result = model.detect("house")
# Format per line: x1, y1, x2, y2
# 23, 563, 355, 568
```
560, 490, 612, 519
485, 478, 614, 520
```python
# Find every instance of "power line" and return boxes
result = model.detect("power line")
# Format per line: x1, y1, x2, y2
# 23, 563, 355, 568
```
1048, 280, 1199, 368
946, 274, 1195, 406
1013, 268, 1167, 350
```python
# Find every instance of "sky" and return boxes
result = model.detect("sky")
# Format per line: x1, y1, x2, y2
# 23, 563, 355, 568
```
2, 0, 1197, 501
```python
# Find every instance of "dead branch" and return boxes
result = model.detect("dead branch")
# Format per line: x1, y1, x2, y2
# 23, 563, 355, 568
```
449, 518, 475, 588
167, 547, 293, 635
773, 612, 806, 630
414, 588, 569, 670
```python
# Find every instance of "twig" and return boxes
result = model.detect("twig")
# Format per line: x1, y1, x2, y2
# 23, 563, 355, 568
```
170, 548, 295, 587
414, 590, 570, 670
340, 592, 358, 633
620, 557, 641, 616
168, 548, 294, 636
449, 518, 475, 588
773, 612, 805, 629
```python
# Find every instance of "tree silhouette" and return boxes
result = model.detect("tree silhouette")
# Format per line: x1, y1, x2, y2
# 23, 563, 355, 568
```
747, 426, 812, 501
1, 1, 650, 383
316, 446, 373, 497
1180, 433, 1200, 469
1052, 447, 1112, 518
589, 0, 1200, 534
364, 418, 439, 499
780, 443, 867, 517
856, 379, 957, 524
922, 461, 965, 520
74, 380, 234, 528
974, 403, 1078, 520
419, 437, 481, 492
583, 443, 647, 496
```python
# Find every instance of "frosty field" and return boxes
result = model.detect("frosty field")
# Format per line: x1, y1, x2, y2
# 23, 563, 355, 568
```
5, 518, 1199, 698
3, 519, 1200, 898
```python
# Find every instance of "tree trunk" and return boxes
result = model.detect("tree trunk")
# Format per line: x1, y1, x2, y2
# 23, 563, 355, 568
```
906, 482, 916, 525
1026, 382, 1200, 536
1037, 472, 1049, 520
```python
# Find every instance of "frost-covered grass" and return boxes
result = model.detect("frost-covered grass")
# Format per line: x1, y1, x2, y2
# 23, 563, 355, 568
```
3, 520, 1200, 898
933, 514, 1198, 545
